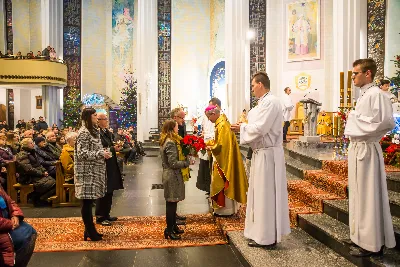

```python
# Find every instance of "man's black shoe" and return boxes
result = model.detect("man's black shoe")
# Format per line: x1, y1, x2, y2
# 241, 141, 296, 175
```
350, 246, 383, 257
248, 240, 276, 248
107, 216, 118, 222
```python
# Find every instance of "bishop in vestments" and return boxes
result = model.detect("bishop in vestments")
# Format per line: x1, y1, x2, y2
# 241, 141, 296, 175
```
344, 58, 396, 257
205, 105, 248, 216
231, 71, 291, 247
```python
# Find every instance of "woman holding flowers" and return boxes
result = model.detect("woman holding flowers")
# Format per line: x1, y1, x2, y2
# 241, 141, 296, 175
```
159, 119, 190, 240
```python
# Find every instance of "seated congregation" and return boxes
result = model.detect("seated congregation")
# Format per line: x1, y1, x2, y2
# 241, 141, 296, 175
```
0, 118, 145, 208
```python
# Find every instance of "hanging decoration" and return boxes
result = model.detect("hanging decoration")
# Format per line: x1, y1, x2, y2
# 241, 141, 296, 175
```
5, 0, 13, 52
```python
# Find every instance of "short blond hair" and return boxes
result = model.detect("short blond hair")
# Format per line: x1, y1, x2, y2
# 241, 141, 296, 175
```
21, 138, 33, 148
65, 132, 77, 142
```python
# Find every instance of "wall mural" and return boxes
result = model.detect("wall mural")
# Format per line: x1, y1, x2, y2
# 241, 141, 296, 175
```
158, 0, 172, 130
286, 0, 320, 62
63, 0, 82, 127
367, 0, 386, 80
112, 0, 135, 100
5, 0, 13, 52
210, 60, 226, 102
249, 0, 266, 108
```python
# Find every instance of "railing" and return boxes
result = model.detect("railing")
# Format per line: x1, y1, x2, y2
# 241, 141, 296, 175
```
0, 58, 67, 86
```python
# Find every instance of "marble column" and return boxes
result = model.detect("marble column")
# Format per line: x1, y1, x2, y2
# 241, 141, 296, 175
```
136, 0, 158, 141
41, 0, 63, 59
43, 86, 62, 127
225, 0, 250, 123
332, 0, 367, 109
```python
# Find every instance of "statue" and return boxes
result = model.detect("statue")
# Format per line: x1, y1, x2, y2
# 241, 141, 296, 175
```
238, 109, 248, 123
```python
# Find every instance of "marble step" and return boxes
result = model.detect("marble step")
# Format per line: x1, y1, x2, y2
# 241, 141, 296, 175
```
323, 198, 400, 251
284, 148, 400, 194
227, 228, 355, 267
298, 213, 400, 267
285, 154, 319, 179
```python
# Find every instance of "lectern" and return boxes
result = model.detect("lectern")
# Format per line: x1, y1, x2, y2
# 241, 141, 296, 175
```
299, 98, 322, 142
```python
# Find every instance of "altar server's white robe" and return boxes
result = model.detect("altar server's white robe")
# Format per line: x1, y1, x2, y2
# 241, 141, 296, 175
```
240, 93, 291, 245
344, 83, 396, 252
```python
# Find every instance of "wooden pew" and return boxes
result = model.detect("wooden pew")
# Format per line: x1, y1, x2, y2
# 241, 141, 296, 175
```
6, 161, 34, 207
48, 161, 79, 207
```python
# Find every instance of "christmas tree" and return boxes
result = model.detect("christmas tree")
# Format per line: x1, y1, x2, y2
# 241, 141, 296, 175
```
63, 87, 81, 127
117, 70, 138, 128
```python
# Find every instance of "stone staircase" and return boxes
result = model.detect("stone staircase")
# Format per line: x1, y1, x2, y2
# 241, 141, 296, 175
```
284, 145, 400, 266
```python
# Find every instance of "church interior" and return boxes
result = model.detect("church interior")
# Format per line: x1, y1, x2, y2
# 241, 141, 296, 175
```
0, 0, 400, 266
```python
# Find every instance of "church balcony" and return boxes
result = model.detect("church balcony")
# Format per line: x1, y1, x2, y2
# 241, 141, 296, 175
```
0, 58, 67, 87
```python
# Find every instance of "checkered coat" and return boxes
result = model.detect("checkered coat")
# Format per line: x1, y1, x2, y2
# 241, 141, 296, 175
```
74, 126, 106, 199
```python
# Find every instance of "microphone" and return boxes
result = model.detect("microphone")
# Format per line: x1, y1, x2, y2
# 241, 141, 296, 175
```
304, 88, 318, 98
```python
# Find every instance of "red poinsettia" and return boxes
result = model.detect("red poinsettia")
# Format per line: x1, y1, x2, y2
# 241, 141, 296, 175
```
181, 135, 206, 156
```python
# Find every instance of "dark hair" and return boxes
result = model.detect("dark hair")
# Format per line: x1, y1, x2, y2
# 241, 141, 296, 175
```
81, 107, 98, 138
243, 109, 246, 112
252, 71, 271, 89
380, 79, 390, 86
284, 87, 290, 92
353, 58, 377, 80
209, 97, 222, 107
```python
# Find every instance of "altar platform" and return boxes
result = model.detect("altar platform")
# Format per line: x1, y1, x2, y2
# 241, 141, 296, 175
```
235, 141, 400, 266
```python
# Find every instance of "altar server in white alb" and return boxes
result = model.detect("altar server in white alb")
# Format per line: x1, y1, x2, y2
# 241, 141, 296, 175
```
231, 71, 291, 247
344, 58, 396, 257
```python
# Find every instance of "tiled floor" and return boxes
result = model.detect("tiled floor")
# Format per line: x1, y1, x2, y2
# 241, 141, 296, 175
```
25, 154, 244, 267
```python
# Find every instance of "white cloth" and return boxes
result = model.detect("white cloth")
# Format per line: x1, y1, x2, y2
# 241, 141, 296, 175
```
198, 117, 214, 160
344, 83, 396, 252
214, 197, 237, 215
240, 92, 291, 245
382, 90, 398, 103
282, 94, 294, 122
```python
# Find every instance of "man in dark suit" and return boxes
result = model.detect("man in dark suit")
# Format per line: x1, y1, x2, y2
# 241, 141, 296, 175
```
96, 113, 124, 226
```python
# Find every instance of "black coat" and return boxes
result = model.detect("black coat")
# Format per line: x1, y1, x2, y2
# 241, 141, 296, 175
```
100, 128, 124, 193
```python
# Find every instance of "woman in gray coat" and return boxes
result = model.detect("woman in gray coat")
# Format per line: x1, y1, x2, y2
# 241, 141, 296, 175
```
75, 108, 111, 241
160, 119, 190, 240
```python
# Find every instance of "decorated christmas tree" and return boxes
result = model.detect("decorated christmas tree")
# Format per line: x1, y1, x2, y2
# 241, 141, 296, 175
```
63, 87, 81, 127
117, 70, 138, 128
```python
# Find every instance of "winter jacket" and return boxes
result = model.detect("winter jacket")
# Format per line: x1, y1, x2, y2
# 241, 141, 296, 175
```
60, 144, 74, 183
0, 186, 24, 266
74, 126, 106, 199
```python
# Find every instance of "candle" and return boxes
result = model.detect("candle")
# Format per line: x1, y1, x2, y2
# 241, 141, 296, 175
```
340, 72, 344, 89
347, 70, 352, 89
333, 115, 338, 136
347, 88, 352, 106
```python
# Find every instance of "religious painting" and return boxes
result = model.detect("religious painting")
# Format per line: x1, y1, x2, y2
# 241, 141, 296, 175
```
35, 96, 43, 109
112, 0, 135, 101
210, 60, 226, 99
286, 0, 320, 62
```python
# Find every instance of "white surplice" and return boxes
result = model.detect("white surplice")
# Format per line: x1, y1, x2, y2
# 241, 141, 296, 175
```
344, 83, 396, 252
282, 93, 294, 122
240, 92, 291, 245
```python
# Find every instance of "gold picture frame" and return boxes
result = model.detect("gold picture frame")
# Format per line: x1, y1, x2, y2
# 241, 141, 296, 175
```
36, 96, 43, 109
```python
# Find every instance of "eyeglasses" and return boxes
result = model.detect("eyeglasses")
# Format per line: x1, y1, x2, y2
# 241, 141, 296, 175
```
98, 118, 108, 121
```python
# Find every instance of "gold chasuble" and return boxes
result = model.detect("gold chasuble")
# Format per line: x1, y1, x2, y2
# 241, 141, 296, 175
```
208, 114, 248, 207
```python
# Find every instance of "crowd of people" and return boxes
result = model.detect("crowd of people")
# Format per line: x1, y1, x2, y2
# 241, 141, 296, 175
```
0, 45, 59, 61
0, 115, 145, 207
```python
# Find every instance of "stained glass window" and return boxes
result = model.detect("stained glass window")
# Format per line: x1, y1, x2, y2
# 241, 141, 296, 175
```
249, 0, 266, 108
5, 0, 13, 52
63, 0, 82, 126
158, 0, 172, 129
367, 0, 386, 80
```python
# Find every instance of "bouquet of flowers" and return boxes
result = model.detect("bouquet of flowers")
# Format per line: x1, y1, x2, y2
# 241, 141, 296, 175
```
382, 134, 400, 166
181, 135, 206, 157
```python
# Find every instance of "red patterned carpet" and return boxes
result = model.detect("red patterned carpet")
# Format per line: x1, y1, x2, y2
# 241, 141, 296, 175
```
26, 214, 227, 252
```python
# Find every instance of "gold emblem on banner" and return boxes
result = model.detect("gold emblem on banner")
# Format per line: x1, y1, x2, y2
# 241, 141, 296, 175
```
295, 72, 312, 91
